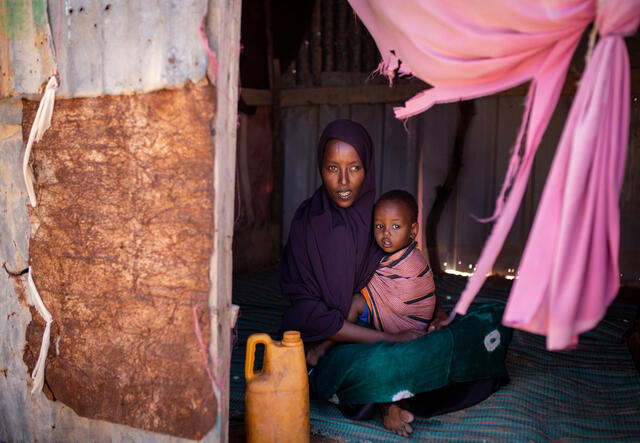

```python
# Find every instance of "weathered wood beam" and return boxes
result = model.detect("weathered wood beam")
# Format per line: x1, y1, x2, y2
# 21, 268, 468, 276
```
265, 0, 283, 255
242, 82, 428, 107
205, 0, 242, 441
311, 0, 322, 85
242, 69, 640, 107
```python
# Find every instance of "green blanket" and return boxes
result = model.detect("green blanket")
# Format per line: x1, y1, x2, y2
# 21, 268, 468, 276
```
309, 302, 512, 405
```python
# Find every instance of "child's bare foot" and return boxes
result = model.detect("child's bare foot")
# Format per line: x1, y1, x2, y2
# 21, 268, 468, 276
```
306, 340, 333, 367
380, 402, 414, 437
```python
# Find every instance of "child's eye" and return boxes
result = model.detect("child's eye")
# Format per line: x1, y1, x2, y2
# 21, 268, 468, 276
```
393, 224, 401, 229
375, 223, 384, 230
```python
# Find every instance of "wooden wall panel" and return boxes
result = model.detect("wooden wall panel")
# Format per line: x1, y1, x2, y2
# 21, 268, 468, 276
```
453, 98, 499, 272
351, 103, 385, 192
281, 106, 320, 242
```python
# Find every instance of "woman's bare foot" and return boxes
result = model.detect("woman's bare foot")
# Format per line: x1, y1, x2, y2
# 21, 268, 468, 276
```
380, 402, 414, 437
306, 340, 334, 367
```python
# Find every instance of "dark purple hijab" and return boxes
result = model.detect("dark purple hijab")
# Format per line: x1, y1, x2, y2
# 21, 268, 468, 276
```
279, 119, 384, 343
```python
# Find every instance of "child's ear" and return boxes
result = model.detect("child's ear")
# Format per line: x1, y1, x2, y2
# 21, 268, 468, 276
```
410, 221, 419, 239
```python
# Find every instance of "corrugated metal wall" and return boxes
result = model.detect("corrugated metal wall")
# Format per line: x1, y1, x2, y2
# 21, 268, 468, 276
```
280, 95, 640, 286
0, 1, 233, 441
1, 0, 207, 98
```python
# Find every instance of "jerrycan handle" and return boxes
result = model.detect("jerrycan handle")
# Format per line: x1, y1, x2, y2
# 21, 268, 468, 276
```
245, 333, 272, 382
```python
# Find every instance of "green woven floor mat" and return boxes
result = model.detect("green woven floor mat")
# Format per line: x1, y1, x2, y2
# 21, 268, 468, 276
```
231, 269, 640, 441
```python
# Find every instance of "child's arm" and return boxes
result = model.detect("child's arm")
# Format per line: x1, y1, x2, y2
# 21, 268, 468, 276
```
347, 292, 367, 323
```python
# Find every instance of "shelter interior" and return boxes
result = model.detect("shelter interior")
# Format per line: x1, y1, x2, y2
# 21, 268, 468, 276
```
229, 0, 640, 440
1, 0, 639, 441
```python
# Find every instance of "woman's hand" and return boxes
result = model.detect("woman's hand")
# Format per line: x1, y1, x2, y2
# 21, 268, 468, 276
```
427, 298, 448, 333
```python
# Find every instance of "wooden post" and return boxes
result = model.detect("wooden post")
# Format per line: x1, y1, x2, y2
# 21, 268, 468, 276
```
204, 0, 242, 441
322, 0, 335, 72
296, 31, 310, 87
362, 25, 379, 72
349, 9, 362, 72
336, 0, 348, 71
265, 0, 283, 254
310, 0, 322, 85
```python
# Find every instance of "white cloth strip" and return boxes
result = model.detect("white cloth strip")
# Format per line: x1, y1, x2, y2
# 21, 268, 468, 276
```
26, 267, 53, 394
22, 75, 59, 207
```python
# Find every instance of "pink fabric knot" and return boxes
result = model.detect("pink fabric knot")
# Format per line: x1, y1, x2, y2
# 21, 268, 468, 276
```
596, 0, 640, 37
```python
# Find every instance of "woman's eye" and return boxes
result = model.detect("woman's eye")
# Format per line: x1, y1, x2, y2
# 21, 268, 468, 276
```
327, 165, 338, 172
393, 224, 400, 229
350, 165, 361, 172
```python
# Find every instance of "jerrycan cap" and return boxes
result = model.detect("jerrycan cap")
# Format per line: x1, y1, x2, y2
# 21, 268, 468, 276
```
281, 331, 302, 346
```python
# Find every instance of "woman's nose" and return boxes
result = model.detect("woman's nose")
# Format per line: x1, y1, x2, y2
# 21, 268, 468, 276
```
339, 169, 349, 185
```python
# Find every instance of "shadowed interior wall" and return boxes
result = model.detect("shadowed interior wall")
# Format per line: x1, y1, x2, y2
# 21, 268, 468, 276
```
21, 80, 217, 439
280, 96, 640, 285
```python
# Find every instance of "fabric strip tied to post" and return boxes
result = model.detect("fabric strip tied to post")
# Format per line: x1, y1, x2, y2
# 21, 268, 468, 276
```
26, 268, 53, 394
23, 75, 58, 207
348, 0, 640, 349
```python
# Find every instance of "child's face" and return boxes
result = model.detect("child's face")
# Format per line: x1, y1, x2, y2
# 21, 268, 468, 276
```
373, 199, 418, 254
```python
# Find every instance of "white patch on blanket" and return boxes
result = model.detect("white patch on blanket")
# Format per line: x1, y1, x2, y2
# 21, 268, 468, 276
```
328, 394, 340, 404
392, 390, 414, 402
484, 329, 501, 352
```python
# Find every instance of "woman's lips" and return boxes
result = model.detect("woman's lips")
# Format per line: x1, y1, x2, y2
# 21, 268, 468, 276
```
336, 190, 352, 200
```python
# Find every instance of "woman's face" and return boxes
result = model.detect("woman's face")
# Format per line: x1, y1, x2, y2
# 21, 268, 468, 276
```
321, 138, 365, 208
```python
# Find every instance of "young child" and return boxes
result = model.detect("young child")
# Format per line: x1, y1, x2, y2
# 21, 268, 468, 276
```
350, 189, 436, 334
306, 189, 437, 366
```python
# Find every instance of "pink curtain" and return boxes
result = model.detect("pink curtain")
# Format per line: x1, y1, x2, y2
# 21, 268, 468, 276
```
349, 0, 640, 349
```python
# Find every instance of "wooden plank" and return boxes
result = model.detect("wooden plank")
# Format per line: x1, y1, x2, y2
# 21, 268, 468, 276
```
380, 103, 418, 194
417, 103, 460, 268
242, 83, 427, 107
351, 104, 385, 193
204, 0, 242, 441
335, 1, 348, 71
281, 106, 319, 242
242, 69, 640, 107
283, 83, 425, 107
242, 88, 272, 106
311, 0, 322, 85
295, 31, 310, 87
322, 0, 335, 71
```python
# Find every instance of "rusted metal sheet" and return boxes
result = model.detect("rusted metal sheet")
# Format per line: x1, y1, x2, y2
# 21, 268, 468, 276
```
21, 79, 216, 439
1, 97, 196, 443
0, 0, 57, 98
1, 0, 208, 98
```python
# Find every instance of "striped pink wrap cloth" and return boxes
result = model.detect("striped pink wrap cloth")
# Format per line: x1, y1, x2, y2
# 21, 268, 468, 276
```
361, 242, 436, 334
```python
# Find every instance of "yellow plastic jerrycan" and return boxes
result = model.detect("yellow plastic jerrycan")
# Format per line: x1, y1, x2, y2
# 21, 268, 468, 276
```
245, 331, 310, 443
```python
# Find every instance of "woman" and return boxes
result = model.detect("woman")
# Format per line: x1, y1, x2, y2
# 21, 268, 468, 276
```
279, 119, 496, 437
279, 119, 427, 435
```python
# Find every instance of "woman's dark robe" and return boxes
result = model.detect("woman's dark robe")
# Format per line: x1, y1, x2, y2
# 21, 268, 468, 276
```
279, 119, 384, 344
